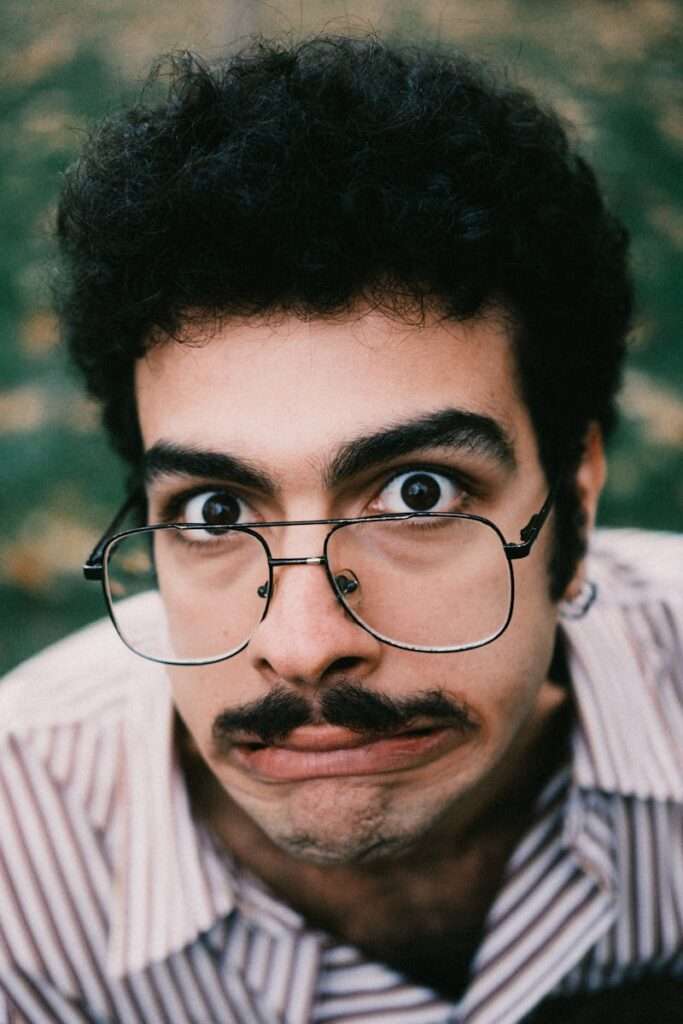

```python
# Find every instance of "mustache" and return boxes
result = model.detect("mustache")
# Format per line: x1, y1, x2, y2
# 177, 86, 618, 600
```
212, 682, 477, 747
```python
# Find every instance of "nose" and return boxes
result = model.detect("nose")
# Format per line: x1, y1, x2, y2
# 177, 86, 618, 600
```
246, 555, 382, 687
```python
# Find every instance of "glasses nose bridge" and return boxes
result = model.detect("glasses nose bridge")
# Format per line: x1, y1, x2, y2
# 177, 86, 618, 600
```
257, 517, 335, 567
258, 523, 333, 602
259, 552, 336, 609
268, 554, 327, 568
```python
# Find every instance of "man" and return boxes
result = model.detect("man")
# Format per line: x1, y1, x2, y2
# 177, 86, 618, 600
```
0, 34, 681, 1024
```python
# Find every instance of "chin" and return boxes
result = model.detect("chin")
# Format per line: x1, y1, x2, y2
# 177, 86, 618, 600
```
247, 781, 448, 866
270, 825, 424, 865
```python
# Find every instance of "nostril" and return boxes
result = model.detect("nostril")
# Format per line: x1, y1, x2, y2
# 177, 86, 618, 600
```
327, 656, 363, 675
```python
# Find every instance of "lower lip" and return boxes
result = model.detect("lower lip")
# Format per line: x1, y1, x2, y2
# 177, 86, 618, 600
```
230, 727, 466, 781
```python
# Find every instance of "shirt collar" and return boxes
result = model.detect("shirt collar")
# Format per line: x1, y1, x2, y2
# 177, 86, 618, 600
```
106, 663, 236, 978
561, 529, 683, 803
106, 662, 310, 978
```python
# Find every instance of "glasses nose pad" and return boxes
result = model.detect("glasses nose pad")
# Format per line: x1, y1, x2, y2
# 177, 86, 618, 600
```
257, 581, 270, 599
334, 569, 360, 602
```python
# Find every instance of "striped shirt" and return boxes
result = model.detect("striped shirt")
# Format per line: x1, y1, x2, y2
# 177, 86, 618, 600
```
0, 528, 681, 1023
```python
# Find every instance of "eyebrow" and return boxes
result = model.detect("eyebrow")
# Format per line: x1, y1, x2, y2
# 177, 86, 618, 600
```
142, 407, 515, 495
326, 408, 516, 487
143, 443, 277, 495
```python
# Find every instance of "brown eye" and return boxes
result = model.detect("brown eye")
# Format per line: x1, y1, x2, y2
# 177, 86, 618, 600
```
400, 473, 442, 511
202, 493, 241, 525
378, 470, 461, 514
183, 491, 245, 526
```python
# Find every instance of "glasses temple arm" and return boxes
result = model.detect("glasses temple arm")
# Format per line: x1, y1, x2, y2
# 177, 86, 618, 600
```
504, 476, 562, 560
83, 490, 145, 579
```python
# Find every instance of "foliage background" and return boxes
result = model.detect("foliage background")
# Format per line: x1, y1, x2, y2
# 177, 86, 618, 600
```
0, 0, 681, 674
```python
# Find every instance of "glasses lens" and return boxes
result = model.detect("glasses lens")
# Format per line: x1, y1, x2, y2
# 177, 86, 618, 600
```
327, 516, 512, 651
105, 526, 269, 663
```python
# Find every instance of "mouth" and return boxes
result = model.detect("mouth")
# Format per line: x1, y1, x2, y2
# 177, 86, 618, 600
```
228, 722, 470, 781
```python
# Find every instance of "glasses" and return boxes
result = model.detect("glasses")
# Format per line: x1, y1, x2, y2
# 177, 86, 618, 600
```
84, 487, 556, 666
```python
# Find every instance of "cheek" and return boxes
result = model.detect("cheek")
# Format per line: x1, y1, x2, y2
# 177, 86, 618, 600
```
155, 535, 270, 663
438, 559, 558, 742
168, 659, 256, 751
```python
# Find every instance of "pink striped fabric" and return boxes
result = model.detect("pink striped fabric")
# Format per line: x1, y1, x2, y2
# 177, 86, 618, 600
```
0, 528, 681, 1023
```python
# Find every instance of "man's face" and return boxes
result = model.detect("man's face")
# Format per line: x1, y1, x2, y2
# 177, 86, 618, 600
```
135, 310, 566, 864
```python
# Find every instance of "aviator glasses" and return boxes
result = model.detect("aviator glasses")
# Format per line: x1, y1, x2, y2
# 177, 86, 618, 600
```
83, 480, 557, 666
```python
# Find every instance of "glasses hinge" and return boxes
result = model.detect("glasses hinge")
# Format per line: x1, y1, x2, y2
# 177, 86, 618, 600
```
504, 540, 532, 560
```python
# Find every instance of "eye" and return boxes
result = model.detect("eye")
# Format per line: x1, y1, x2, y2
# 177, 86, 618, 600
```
376, 470, 463, 514
181, 490, 249, 527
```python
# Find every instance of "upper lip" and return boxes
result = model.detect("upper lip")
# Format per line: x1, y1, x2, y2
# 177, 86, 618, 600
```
232, 722, 445, 752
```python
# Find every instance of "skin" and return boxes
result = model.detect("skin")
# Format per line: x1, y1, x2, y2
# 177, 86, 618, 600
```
135, 308, 605, 967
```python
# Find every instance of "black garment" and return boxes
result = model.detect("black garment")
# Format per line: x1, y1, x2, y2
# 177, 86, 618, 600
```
524, 976, 682, 1023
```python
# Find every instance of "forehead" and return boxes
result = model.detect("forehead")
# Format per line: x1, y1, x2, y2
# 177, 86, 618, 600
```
135, 310, 531, 464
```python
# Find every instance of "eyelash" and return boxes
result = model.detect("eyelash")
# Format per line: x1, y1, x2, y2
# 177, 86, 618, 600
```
156, 486, 238, 525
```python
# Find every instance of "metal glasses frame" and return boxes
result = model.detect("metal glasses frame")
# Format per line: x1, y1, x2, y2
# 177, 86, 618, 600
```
83, 483, 558, 666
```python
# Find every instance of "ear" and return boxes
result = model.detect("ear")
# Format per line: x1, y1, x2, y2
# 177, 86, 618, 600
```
562, 422, 606, 600
575, 422, 606, 531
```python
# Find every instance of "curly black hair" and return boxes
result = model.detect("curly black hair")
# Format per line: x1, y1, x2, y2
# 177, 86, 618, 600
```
55, 34, 633, 598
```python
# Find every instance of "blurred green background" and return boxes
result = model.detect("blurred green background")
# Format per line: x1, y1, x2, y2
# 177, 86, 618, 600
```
1, 0, 681, 674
